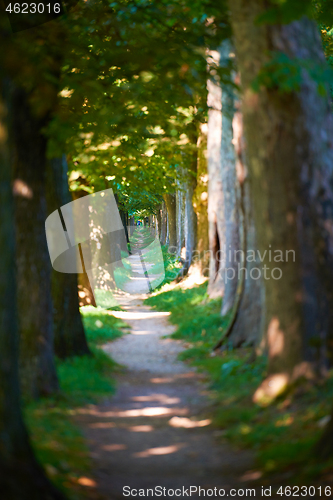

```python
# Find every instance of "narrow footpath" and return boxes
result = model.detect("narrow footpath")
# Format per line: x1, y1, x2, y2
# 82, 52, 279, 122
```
77, 228, 254, 499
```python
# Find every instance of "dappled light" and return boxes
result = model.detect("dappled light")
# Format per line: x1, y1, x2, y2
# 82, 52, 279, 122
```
168, 416, 211, 428
76, 477, 97, 488
133, 445, 184, 458
267, 317, 285, 358
253, 373, 290, 406
128, 425, 154, 432
111, 311, 171, 321
131, 394, 180, 404
102, 444, 127, 451
13, 179, 33, 199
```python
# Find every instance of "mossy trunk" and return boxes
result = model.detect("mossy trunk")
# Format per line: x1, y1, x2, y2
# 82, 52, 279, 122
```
10, 86, 58, 399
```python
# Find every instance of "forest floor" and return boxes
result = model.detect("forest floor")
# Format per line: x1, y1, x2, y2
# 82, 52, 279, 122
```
75, 230, 255, 499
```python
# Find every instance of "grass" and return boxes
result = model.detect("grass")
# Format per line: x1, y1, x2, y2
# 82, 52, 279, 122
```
93, 289, 122, 310
146, 282, 333, 484
148, 245, 183, 291
115, 239, 182, 293
81, 305, 128, 345
25, 306, 128, 499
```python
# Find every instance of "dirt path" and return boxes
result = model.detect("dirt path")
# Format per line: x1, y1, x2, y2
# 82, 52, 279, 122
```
77, 230, 254, 499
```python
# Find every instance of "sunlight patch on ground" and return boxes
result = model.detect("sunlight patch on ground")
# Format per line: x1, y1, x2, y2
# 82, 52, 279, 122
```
128, 425, 154, 432
131, 394, 180, 404
102, 444, 127, 451
79, 406, 189, 418
133, 444, 185, 458
89, 422, 116, 429
76, 477, 97, 487
168, 416, 211, 428
150, 377, 175, 383
150, 269, 208, 296
110, 311, 171, 320
240, 470, 262, 482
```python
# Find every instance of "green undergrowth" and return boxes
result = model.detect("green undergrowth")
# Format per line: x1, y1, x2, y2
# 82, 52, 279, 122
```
93, 289, 123, 310
81, 305, 128, 345
149, 245, 183, 291
146, 282, 333, 484
25, 306, 127, 499
101, 239, 181, 293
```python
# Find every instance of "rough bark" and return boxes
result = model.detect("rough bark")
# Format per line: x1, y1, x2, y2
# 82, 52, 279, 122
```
163, 193, 177, 252
207, 48, 226, 298
10, 85, 58, 399
209, 42, 263, 350
47, 156, 90, 359
0, 83, 66, 500
227, 105, 264, 348
229, 1, 333, 394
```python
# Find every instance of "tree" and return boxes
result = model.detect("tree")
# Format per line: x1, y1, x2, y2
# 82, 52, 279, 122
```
228, 0, 333, 401
163, 193, 177, 251
10, 84, 59, 399
47, 156, 91, 359
192, 123, 209, 275
2, 7, 69, 398
0, 80, 66, 500
207, 47, 226, 298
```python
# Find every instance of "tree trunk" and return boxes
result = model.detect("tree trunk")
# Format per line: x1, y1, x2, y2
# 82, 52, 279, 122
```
120, 209, 130, 246
156, 204, 162, 239
207, 48, 225, 297
71, 189, 97, 308
176, 188, 185, 258
160, 201, 167, 245
0, 83, 66, 500
219, 41, 240, 315
10, 86, 58, 399
163, 193, 177, 253
229, 1, 333, 397
129, 215, 135, 236
227, 104, 264, 348
193, 123, 209, 275
182, 142, 198, 275
47, 156, 91, 359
